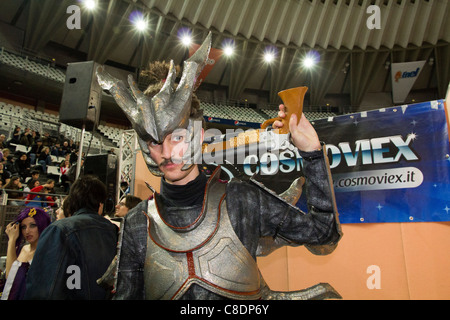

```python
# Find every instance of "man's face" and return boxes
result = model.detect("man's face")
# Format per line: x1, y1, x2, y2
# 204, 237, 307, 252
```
147, 128, 202, 185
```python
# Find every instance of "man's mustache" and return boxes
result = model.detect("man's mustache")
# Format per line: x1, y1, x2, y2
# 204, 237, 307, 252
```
159, 158, 183, 166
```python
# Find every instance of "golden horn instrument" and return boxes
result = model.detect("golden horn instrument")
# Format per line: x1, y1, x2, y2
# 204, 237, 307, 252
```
261, 86, 308, 134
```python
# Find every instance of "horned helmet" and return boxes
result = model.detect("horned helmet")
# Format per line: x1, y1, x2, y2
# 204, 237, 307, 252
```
97, 32, 212, 176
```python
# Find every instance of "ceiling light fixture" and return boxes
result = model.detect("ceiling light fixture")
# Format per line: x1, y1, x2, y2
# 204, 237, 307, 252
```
83, 0, 97, 10
129, 11, 148, 32
224, 45, 234, 57
302, 51, 320, 70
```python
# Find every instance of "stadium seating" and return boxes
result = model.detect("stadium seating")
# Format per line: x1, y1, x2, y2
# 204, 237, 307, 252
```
0, 47, 338, 146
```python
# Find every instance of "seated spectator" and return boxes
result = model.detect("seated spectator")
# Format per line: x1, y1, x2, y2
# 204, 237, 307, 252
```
25, 180, 55, 208
0, 134, 6, 149
69, 150, 79, 165
7, 126, 21, 146
19, 128, 32, 147
25, 170, 40, 184
27, 130, 38, 146
59, 159, 71, 192
61, 141, 71, 156
0, 162, 12, 185
28, 139, 43, 165
3, 176, 25, 206
1, 148, 11, 164
51, 143, 64, 157
59, 159, 70, 175
37, 147, 52, 174
5, 155, 18, 176
14, 153, 31, 181
41, 132, 52, 147
24, 179, 40, 193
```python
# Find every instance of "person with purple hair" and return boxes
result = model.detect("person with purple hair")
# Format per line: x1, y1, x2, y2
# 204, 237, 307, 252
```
1, 207, 51, 300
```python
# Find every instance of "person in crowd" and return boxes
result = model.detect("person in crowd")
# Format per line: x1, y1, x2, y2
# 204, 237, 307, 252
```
55, 195, 71, 220
1, 148, 11, 164
66, 158, 84, 183
3, 176, 25, 206
7, 126, 21, 146
96, 34, 341, 300
41, 132, 52, 147
2, 207, 51, 300
14, 153, 31, 181
97, 194, 142, 295
0, 134, 6, 149
50, 142, 63, 157
28, 130, 38, 146
19, 128, 32, 147
120, 181, 130, 196
28, 139, 43, 165
25, 180, 55, 208
37, 147, 52, 174
59, 159, 70, 176
61, 141, 71, 156
114, 195, 142, 218
59, 159, 71, 192
24, 179, 40, 193
5, 155, 18, 176
69, 149, 79, 165
0, 162, 11, 185
25, 170, 40, 184
25, 175, 118, 299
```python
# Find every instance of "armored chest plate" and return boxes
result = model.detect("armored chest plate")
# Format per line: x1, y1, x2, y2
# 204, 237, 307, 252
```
143, 171, 261, 300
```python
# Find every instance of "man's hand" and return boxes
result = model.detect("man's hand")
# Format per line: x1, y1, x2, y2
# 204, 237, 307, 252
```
272, 104, 321, 152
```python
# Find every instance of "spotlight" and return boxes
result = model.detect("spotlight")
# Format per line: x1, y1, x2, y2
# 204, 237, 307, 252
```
302, 57, 315, 69
129, 11, 148, 32
83, 0, 97, 10
263, 46, 277, 64
224, 45, 234, 57
264, 52, 275, 63
181, 34, 192, 46
302, 52, 320, 70
222, 39, 235, 57
135, 17, 148, 32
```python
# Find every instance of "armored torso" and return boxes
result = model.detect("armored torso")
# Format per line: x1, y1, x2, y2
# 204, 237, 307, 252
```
143, 169, 262, 300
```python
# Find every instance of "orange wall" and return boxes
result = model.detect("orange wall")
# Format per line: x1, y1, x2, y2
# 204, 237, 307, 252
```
259, 221, 450, 300
133, 151, 450, 300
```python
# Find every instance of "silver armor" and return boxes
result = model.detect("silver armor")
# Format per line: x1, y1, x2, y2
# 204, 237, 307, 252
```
143, 169, 262, 300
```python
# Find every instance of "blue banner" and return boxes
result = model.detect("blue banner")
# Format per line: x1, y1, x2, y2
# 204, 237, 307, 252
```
201, 100, 450, 223
311, 100, 450, 223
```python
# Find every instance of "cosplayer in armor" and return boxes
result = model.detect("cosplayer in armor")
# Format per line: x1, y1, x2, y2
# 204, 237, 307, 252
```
96, 32, 342, 300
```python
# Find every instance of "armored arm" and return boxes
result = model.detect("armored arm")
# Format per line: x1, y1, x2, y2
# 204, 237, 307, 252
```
252, 144, 342, 256
112, 204, 148, 300
299, 144, 342, 255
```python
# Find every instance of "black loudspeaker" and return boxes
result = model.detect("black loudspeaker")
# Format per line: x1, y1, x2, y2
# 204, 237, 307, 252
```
59, 61, 102, 131
83, 154, 118, 214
